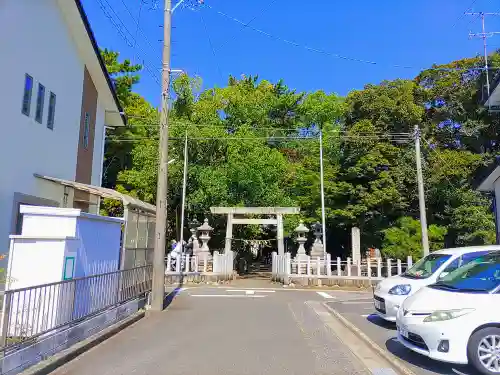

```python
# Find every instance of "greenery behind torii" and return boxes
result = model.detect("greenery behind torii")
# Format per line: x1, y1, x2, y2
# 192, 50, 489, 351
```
100, 49, 499, 259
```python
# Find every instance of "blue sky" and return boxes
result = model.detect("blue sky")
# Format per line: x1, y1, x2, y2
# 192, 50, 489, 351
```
82, 0, 500, 107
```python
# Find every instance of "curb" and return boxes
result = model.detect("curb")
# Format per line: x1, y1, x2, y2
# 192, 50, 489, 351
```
20, 310, 145, 375
323, 303, 417, 375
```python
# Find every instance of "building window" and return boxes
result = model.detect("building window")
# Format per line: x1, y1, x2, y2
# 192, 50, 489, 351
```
83, 112, 90, 149
35, 83, 45, 123
47, 92, 56, 130
22, 74, 33, 116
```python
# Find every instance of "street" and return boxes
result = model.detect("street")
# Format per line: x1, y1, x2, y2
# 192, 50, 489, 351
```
49, 286, 399, 375
327, 297, 479, 375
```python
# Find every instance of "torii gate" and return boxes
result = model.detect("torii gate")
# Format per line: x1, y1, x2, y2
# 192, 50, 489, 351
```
210, 207, 300, 255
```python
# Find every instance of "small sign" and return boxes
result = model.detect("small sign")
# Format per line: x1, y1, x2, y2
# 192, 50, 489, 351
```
63, 256, 75, 280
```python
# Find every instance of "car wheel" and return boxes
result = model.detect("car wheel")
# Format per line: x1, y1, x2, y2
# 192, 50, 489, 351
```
468, 327, 500, 375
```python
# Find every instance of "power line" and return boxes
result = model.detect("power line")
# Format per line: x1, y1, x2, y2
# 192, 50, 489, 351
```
198, 11, 223, 81
199, 3, 496, 73
96, 0, 161, 85
451, 0, 480, 29
106, 133, 413, 143
217, 0, 278, 51
117, 0, 158, 51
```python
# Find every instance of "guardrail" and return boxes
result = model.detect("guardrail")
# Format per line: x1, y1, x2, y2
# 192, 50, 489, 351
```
272, 253, 413, 284
0, 265, 152, 352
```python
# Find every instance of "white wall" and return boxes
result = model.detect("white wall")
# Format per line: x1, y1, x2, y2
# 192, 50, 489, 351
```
0, 0, 105, 256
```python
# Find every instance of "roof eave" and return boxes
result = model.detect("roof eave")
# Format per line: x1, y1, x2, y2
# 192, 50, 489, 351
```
73, 0, 127, 127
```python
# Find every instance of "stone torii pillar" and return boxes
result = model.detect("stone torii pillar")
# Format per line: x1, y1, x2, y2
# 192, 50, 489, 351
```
210, 207, 300, 255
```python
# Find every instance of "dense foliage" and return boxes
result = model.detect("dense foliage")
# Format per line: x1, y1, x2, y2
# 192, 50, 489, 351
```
101, 49, 500, 258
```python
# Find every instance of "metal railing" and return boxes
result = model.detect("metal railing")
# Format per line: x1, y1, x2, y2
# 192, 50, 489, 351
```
0, 265, 152, 351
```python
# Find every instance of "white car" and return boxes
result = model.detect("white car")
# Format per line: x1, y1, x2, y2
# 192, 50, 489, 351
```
396, 251, 500, 375
373, 246, 500, 322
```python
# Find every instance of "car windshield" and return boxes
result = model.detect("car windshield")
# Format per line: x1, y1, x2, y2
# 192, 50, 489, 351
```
402, 253, 452, 279
431, 253, 500, 293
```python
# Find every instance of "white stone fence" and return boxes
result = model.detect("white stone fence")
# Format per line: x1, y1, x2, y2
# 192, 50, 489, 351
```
165, 251, 235, 281
272, 252, 414, 285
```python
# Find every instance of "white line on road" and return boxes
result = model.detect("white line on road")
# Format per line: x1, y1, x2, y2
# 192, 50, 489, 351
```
341, 301, 373, 305
190, 294, 267, 298
226, 290, 276, 293
316, 291, 336, 299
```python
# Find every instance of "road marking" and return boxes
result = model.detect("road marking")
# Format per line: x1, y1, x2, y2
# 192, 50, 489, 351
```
190, 294, 266, 298
341, 301, 373, 304
316, 291, 336, 299
226, 289, 275, 293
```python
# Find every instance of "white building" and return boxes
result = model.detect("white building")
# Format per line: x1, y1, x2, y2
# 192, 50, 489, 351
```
0, 0, 126, 254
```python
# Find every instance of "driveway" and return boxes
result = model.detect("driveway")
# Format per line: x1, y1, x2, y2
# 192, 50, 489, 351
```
49, 286, 396, 375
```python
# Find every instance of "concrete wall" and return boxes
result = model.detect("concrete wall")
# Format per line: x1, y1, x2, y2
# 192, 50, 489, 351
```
0, 299, 140, 375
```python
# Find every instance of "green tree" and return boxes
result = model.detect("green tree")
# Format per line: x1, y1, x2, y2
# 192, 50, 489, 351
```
382, 217, 447, 259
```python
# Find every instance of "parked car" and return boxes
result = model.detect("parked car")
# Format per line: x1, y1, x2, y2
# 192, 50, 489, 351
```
396, 251, 500, 375
373, 246, 500, 322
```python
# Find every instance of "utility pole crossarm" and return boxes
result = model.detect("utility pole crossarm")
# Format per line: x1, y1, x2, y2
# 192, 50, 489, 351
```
466, 11, 500, 98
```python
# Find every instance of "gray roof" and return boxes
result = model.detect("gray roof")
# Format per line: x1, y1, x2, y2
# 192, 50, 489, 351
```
34, 174, 155, 214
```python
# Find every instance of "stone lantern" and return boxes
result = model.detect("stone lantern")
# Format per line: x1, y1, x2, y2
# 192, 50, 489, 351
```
295, 220, 309, 260
189, 218, 201, 256
197, 218, 213, 260
310, 221, 324, 259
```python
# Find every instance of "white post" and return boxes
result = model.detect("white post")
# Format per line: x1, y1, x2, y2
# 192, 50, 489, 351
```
326, 254, 332, 276
166, 254, 171, 273
297, 258, 302, 276
286, 253, 292, 276
347, 257, 352, 277
387, 259, 392, 277
397, 259, 402, 275
203, 257, 207, 273
377, 258, 382, 278
272, 252, 277, 277
367, 257, 371, 279
185, 254, 190, 272
337, 257, 341, 276
407, 255, 413, 268
225, 213, 233, 254
316, 257, 321, 276
357, 260, 361, 277
176, 253, 181, 273
193, 255, 199, 272
213, 251, 219, 273
307, 256, 311, 276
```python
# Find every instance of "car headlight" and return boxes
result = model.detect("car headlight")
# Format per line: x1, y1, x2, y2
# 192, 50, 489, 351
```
388, 284, 411, 295
423, 309, 475, 323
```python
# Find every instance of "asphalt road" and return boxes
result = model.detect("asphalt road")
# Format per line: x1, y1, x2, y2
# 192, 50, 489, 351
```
326, 297, 480, 375
49, 286, 393, 375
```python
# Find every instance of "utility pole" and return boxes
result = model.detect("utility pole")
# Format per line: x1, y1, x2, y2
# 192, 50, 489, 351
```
466, 12, 500, 99
414, 125, 429, 256
179, 131, 189, 252
151, 0, 173, 312
319, 129, 327, 256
